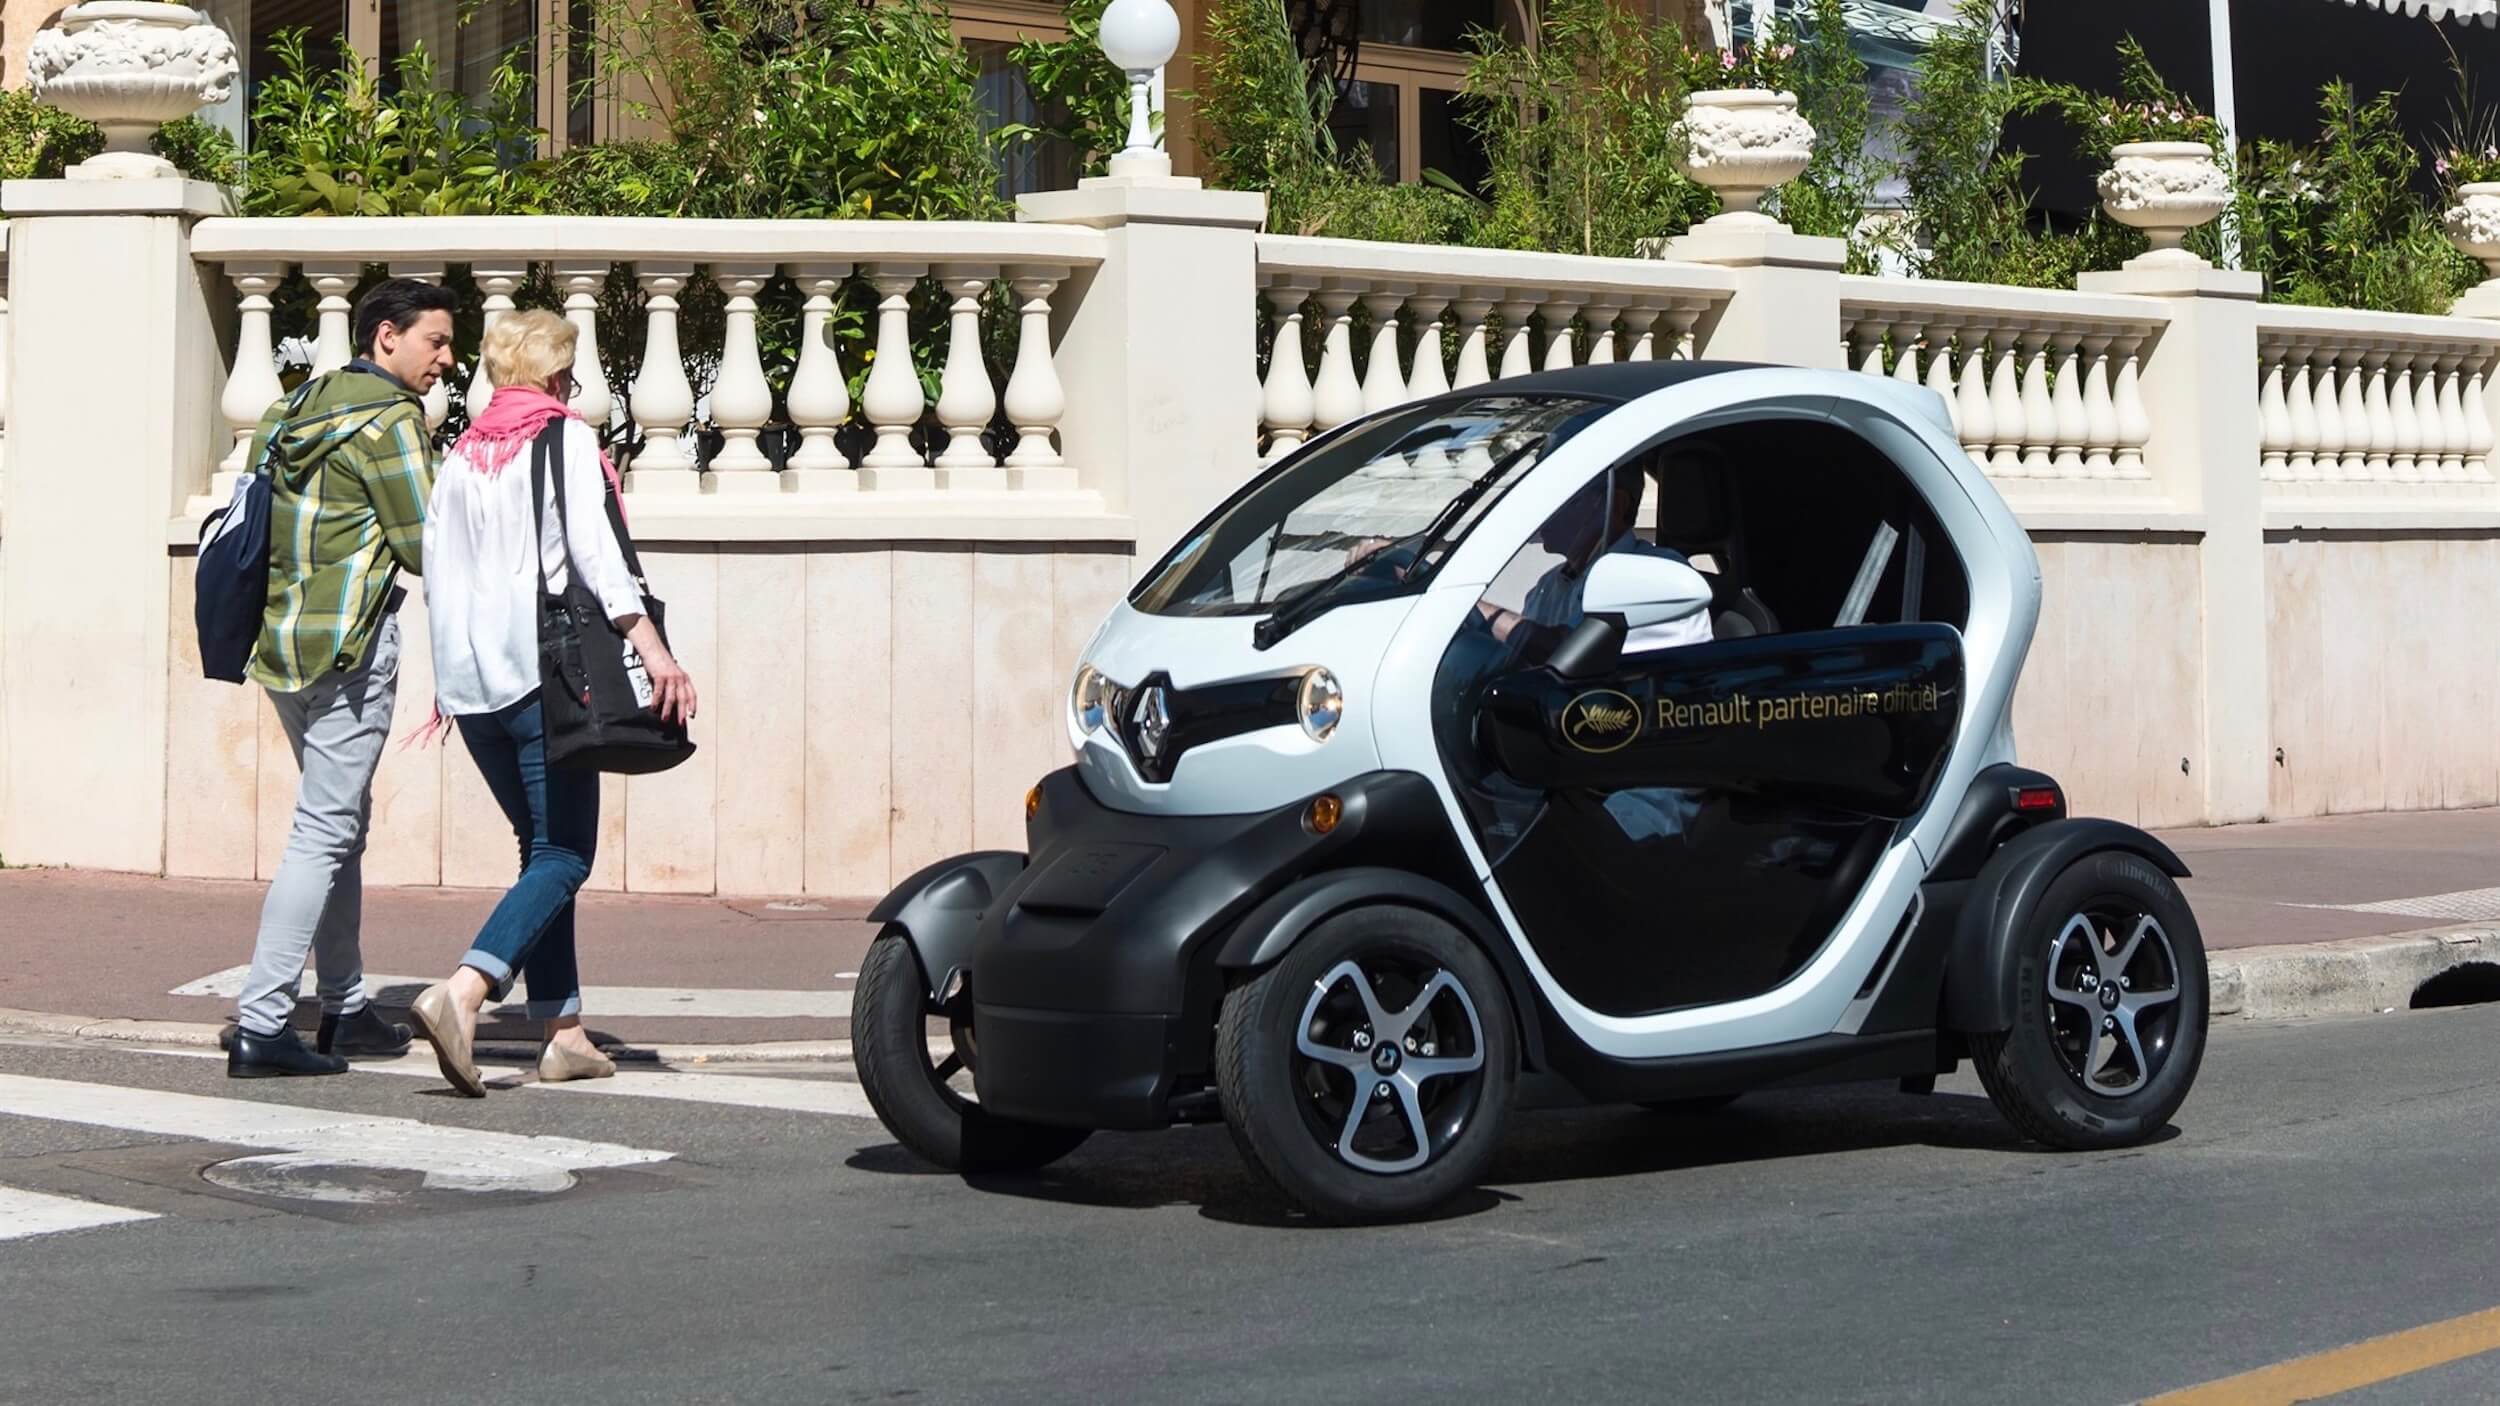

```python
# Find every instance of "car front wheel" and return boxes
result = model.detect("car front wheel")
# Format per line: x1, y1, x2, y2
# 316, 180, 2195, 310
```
852, 929, 1092, 1174
1970, 851, 2209, 1151
1216, 906, 1517, 1223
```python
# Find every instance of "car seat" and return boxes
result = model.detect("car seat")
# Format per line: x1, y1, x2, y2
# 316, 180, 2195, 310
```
1649, 459, 1779, 638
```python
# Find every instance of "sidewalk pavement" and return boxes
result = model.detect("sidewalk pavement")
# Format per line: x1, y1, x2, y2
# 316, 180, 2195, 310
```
3, 807, 2496, 1052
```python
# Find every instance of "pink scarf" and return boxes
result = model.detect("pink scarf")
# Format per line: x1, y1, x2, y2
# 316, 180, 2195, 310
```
400, 385, 630, 753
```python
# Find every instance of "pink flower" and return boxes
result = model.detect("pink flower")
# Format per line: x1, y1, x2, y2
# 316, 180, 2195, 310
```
1721, 49, 1738, 70
1776, 43, 1795, 59
2101, 113, 2114, 126
2485, 143, 2496, 160
2439, 157, 2454, 176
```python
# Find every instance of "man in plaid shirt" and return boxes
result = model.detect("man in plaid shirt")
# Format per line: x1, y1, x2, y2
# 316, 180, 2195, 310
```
227, 278, 459, 1079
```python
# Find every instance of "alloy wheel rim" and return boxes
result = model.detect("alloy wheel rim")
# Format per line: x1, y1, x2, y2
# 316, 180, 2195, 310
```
2045, 908, 2183, 1097
1292, 957, 1488, 1174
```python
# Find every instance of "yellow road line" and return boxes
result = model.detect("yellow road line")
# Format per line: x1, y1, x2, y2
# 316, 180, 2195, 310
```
2143, 1305, 2500, 1405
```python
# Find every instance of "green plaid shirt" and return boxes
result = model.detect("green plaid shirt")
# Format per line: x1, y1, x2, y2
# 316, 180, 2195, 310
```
246, 364, 436, 693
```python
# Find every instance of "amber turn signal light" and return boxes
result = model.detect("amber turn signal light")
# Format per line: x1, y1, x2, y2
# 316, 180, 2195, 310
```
1306, 793, 1343, 835
1025, 784, 1042, 821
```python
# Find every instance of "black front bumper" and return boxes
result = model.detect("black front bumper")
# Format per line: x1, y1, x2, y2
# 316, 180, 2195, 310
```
968, 766, 1454, 1130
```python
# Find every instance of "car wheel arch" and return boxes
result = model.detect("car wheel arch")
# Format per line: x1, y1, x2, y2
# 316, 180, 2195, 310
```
1941, 818, 2194, 1033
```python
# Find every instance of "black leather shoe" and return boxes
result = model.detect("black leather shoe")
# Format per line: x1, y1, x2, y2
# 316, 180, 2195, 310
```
227, 1026, 348, 1078
318, 1005, 413, 1058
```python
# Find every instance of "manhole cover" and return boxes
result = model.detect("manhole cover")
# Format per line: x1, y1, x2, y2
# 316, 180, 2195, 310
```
200, 1153, 577, 1205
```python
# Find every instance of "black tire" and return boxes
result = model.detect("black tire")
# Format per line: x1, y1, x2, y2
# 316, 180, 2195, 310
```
1970, 851, 2209, 1151
1639, 1094, 1740, 1115
1217, 906, 1518, 1223
853, 929, 1091, 1174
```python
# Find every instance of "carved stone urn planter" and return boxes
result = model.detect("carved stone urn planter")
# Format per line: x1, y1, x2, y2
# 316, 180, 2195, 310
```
2444, 182, 2500, 319
1673, 88, 1816, 228
2096, 141, 2230, 269
28, 2, 237, 180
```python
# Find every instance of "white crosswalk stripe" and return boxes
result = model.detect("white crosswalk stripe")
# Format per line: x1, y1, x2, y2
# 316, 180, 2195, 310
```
168, 965, 854, 1020
0, 1186, 159, 1242
129, 1047, 879, 1119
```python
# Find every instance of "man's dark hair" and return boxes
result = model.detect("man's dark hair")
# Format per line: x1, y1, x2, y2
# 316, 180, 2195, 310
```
353, 278, 459, 358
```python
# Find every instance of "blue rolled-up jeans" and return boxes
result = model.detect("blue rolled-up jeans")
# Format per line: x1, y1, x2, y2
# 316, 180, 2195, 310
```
455, 693, 599, 1019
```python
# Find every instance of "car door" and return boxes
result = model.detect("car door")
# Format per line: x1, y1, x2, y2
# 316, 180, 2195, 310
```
1430, 451, 1966, 1019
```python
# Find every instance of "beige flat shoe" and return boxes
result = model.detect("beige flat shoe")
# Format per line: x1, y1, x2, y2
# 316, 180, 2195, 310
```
537, 1040, 616, 1083
408, 982, 485, 1098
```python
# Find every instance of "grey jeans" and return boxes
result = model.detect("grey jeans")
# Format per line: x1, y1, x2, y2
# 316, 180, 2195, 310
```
234, 614, 401, 1038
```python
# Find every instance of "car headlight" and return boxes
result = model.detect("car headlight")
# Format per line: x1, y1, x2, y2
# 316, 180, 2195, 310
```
1297, 667, 1344, 742
1072, 664, 1110, 735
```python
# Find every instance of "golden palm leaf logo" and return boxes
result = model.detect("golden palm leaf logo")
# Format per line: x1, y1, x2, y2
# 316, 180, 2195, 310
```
1561, 689, 1642, 754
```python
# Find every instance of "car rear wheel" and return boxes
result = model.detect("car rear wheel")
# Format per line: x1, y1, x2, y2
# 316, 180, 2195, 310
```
1971, 852, 2209, 1151
853, 930, 1092, 1174
1217, 906, 1517, 1223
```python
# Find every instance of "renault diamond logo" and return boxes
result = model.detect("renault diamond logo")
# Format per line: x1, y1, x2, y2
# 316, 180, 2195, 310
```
1133, 684, 1173, 764
1561, 689, 1642, 754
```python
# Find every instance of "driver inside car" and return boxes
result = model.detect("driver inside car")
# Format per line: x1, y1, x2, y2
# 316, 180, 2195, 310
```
1477, 466, 1714, 662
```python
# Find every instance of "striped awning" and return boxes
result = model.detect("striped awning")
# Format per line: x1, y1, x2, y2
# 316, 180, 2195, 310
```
2332, 0, 2499, 25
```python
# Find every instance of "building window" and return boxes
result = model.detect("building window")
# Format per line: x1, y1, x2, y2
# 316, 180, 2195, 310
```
1418, 88, 1490, 194
1330, 76, 1399, 181
968, 38, 1080, 199
1359, 0, 1499, 50
566, 0, 597, 147
383, 0, 537, 113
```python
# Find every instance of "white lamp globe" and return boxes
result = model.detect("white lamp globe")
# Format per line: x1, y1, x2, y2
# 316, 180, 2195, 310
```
1099, 0, 1180, 73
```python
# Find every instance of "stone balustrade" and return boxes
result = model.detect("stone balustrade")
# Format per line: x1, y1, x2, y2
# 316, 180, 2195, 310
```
1252, 235, 1739, 461
2254, 308, 2500, 495
188, 217, 1109, 524
1840, 277, 2171, 490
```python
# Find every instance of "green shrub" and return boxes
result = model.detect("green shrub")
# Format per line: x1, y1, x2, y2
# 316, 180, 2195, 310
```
2234, 83, 2475, 315
1006, 0, 1132, 177
1770, 0, 1883, 269
242, 29, 542, 216
0, 88, 236, 185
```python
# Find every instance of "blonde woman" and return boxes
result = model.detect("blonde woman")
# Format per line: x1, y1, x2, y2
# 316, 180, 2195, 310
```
407, 310, 698, 1097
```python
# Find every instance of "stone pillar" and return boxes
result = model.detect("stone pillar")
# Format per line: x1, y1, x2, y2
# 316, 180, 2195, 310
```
1653, 222, 1848, 369
1017, 175, 1268, 579
0, 178, 231, 871
2079, 261, 2269, 825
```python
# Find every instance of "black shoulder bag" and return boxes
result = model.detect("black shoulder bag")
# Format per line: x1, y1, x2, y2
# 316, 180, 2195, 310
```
531, 420, 696, 775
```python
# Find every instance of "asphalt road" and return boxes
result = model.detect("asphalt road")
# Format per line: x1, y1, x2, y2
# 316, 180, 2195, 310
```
2, 1007, 2497, 1404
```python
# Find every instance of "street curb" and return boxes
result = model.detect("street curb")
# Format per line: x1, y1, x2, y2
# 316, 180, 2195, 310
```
0, 1009, 851, 1065
2206, 926, 2500, 1021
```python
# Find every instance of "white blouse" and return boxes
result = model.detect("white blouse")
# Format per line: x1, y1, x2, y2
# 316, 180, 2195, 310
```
423, 418, 646, 717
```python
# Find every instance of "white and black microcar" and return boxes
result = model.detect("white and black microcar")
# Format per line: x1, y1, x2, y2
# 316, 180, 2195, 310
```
853, 362, 2210, 1223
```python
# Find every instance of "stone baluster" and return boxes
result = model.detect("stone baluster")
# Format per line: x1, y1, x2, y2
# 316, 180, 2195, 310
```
2336, 353, 2371, 480
930, 264, 1004, 489
1496, 297, 1540, 381
2411, 352, 2448, 484
625, 265, 700, 492
1922, 323, 1961, 439
2050, 331, 2088, 479
2361, 349, 2395, 481
1358, 286, 1411, 415
1000, 265, 1074, 492
1260, 280, 1317, 459
1848, 320, 1884, 378
1309, 286, 1364, 433
1407, 291, 1453, 399
1954, 332, 1995, 469
2285, 345, 2320, 482
2257, 346, 2292, 483
1583, 302, 1620, 366
386, 262, 454, 431
556, 264, 613, 436
783, 263, 856, 492
2079, 334, 2116, 479
2388, 352, 2423, 484
464, 264, 527, 422
2310, 350, 2347, 483
2465, 353, 2497, 482
706, 263, 778, 488
1451, 296, 1497, 388
859, 263, 934, 488
1669, 304, 1703, 360
1621, 306, 1662, 364
306, 263, 357, 375
2111, 332, 2152, 481
217, 264, 288, 476
2437, 353, 2471, 482
2017, 330, 2056, 478
1539, 297, 1582, 372
1986, 331, 2025, 477
1892, 323, 1926, 386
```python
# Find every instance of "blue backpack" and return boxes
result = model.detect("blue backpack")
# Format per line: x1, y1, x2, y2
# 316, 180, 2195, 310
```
194, 381, 402, 684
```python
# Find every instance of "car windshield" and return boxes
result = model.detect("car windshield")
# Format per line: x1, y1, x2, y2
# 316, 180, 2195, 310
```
1131, 395, 1610, 621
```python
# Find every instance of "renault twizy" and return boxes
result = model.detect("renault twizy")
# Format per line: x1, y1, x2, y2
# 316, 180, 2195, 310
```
854, 362, 2209, 1223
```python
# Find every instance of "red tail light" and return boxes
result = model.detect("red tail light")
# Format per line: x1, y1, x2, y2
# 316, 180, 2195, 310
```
2013, 785, 2063, 813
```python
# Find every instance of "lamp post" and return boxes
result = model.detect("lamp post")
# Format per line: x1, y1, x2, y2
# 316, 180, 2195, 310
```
1099, 0, 1180, 179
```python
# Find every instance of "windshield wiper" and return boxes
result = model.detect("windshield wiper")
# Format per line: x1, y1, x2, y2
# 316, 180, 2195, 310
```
1250, 440, 1539, 652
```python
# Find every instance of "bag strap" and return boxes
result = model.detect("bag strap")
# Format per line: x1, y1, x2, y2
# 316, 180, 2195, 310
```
531, 418, 569, 599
